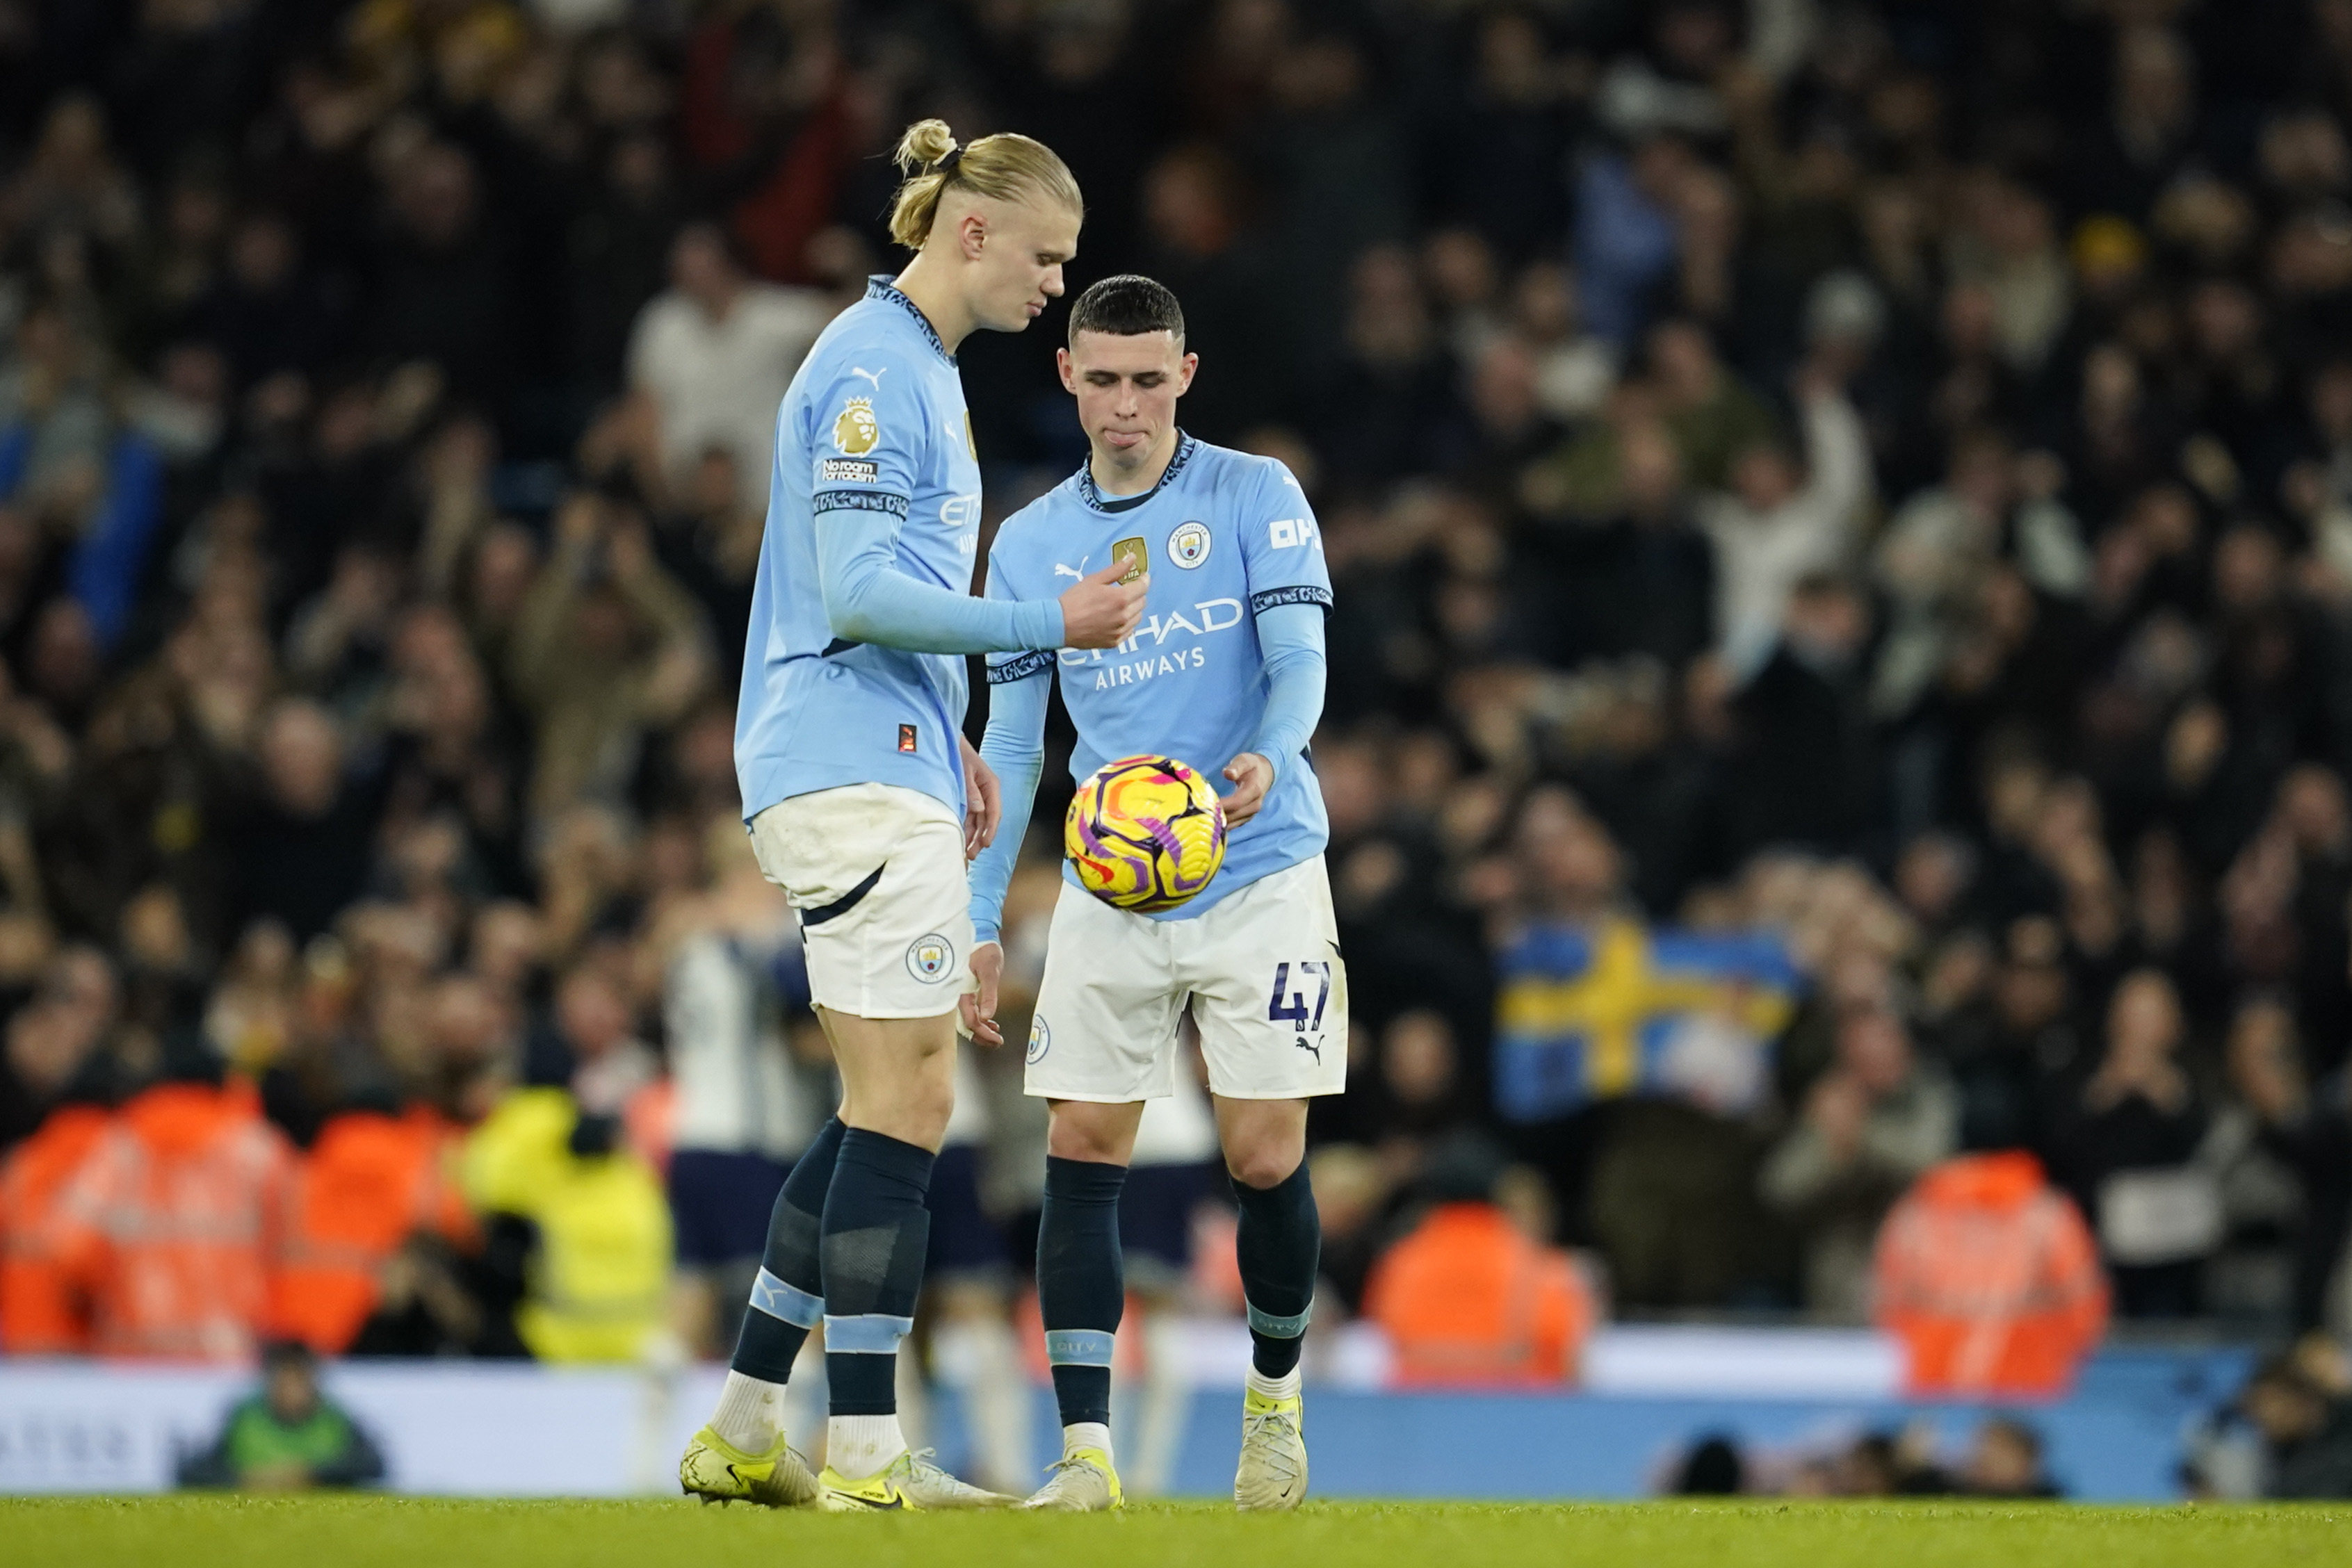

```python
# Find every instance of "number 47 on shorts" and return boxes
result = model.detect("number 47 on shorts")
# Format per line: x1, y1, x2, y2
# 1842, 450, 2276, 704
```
1265, 961, 1333, 1029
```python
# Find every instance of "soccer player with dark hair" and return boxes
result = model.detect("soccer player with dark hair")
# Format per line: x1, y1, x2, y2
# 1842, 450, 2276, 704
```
968, 274, 1340, 1510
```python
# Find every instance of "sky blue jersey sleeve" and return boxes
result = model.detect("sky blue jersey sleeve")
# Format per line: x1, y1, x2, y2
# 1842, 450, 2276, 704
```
1238, 460, 1332, 786
968, 548, 1051, 945
1249, 603, 1325, 787
806, 359, 1063, 654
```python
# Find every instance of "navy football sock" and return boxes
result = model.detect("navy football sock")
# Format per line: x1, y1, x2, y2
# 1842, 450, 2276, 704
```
819, 1128, 937, 1416
1036, 1155, 1128, 1428
729, 1116, 845, 1384
1232, 1160, 1318, 1380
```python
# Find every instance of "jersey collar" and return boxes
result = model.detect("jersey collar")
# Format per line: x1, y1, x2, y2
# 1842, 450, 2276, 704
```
1077, 430, 1198, 514
866, 275, 952, 364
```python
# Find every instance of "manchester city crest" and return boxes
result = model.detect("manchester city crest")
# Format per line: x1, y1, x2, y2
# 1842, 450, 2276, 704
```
1167, 520, 1211, 569
905, 933, 954, 982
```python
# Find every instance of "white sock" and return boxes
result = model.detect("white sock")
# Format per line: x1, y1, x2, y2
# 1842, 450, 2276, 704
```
711, 1371, 785, 1453
1246, 1365, 1301, 1403
826, 1413, 906, 1480
1063, 1421, 1113, 1462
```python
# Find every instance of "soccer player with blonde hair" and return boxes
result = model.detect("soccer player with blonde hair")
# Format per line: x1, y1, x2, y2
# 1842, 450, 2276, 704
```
677, 121, 1147, 1513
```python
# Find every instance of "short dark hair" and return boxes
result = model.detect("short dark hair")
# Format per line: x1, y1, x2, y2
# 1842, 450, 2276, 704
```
1068, 274, 1185, 345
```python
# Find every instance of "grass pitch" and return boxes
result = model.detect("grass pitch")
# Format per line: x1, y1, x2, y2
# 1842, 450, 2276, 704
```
4, 1495, 2342, 1567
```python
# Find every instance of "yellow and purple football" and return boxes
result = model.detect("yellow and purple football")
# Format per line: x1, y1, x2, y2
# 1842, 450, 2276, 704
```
1064, 754, 1227, 913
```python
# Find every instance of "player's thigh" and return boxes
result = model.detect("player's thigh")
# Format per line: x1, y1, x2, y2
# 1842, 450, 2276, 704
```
825, 1008, 959, 1148
751, 783, 978, 1022
1179, 857, 1350, 1101
1025, 881, 1186, 1104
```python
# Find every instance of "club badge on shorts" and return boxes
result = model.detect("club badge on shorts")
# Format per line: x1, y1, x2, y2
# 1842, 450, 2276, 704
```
1026, 1014, 1051, 1064
906, 933, 955, 983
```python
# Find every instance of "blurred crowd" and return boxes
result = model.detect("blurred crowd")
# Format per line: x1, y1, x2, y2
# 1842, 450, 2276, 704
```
1664, 1414, 2068, 1498
2, 0, 2352, 1411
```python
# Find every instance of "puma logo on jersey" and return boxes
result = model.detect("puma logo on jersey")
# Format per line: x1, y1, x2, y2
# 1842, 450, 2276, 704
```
848, 366, 886, 389
1053, 562, 1086, 580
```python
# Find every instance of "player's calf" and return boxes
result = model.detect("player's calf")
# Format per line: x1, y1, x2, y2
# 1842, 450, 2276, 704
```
1220, 1104, 1317, 1511
1028, 1150, 1130, 1508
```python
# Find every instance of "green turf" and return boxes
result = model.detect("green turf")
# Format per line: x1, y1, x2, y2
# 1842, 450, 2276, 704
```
3, 1496, 2344, 1568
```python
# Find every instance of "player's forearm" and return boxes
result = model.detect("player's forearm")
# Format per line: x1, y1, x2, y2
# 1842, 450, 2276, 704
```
816, 508, 1065, 653
1249, 602, 1327, 785
968, 674, 1051, 944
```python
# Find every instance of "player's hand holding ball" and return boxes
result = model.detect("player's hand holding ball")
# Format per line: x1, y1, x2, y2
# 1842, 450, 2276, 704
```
1058, 560, 1149, 648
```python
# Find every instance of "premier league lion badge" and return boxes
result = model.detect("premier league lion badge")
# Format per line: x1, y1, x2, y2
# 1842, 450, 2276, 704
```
834, 396, 882, 455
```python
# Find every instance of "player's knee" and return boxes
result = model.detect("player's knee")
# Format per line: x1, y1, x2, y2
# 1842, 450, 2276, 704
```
1225, 1144, 1302, 1191
907, 1088, 956, 1146
863, 1074, 955, 1148
1046, 1112, 1132, 1166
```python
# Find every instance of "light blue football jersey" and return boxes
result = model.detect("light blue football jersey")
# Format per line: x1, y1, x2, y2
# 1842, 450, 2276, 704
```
734, 276, 985, 822
982, 432, 1333, 920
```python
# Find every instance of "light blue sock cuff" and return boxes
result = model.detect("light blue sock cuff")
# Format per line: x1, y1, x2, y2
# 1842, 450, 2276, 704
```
1044, 1328, 1117, 1367
822, 1312, 916, 1353
1247, 1301, 1312, 1339
748, 1268, 822, 1329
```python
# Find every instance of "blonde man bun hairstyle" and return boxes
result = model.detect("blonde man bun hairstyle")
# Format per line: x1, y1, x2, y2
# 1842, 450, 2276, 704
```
887, 118, 1083, 250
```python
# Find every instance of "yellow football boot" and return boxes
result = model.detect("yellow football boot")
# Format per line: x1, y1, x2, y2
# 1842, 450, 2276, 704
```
679, 1424, 819, 1508
1021, 1446, 1124, 1511
815, 1448, 1017, 1512
1233, 1387, 1306, 1511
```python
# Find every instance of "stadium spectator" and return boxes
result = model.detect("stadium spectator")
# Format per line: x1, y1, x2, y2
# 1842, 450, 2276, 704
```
1694, 357, 1872, 676
623, 224, 829, 513
2045, 968, 2214, 1318
1959, 1416, 2062, 1498
1873, 1149, 2109, 1397
551, 963, 657, 1128
460, 1085, 670, 1364
2201, 997, 2321, 1326
653, 819, 820, 1355
1670, 1433, 1746, 1496
229, 699, 379, 944
508, 495, 711, 822
270, 1101, 473, 1355
1363, 1136, 1596, 1386
176, 1340, 387, 1492
45, 1044, 297, 1359
2239, 1351, 2352, 1498
1762, 1008, 1959, 1319
0, 1055, 109, 1352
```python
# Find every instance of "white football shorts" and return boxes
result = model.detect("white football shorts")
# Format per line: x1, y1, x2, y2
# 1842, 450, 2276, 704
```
1024, 855, 1349, 1102
749, 783, 975, 1019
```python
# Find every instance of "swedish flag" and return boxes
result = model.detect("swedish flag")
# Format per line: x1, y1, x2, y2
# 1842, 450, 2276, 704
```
1493, 917, 1799, 1121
